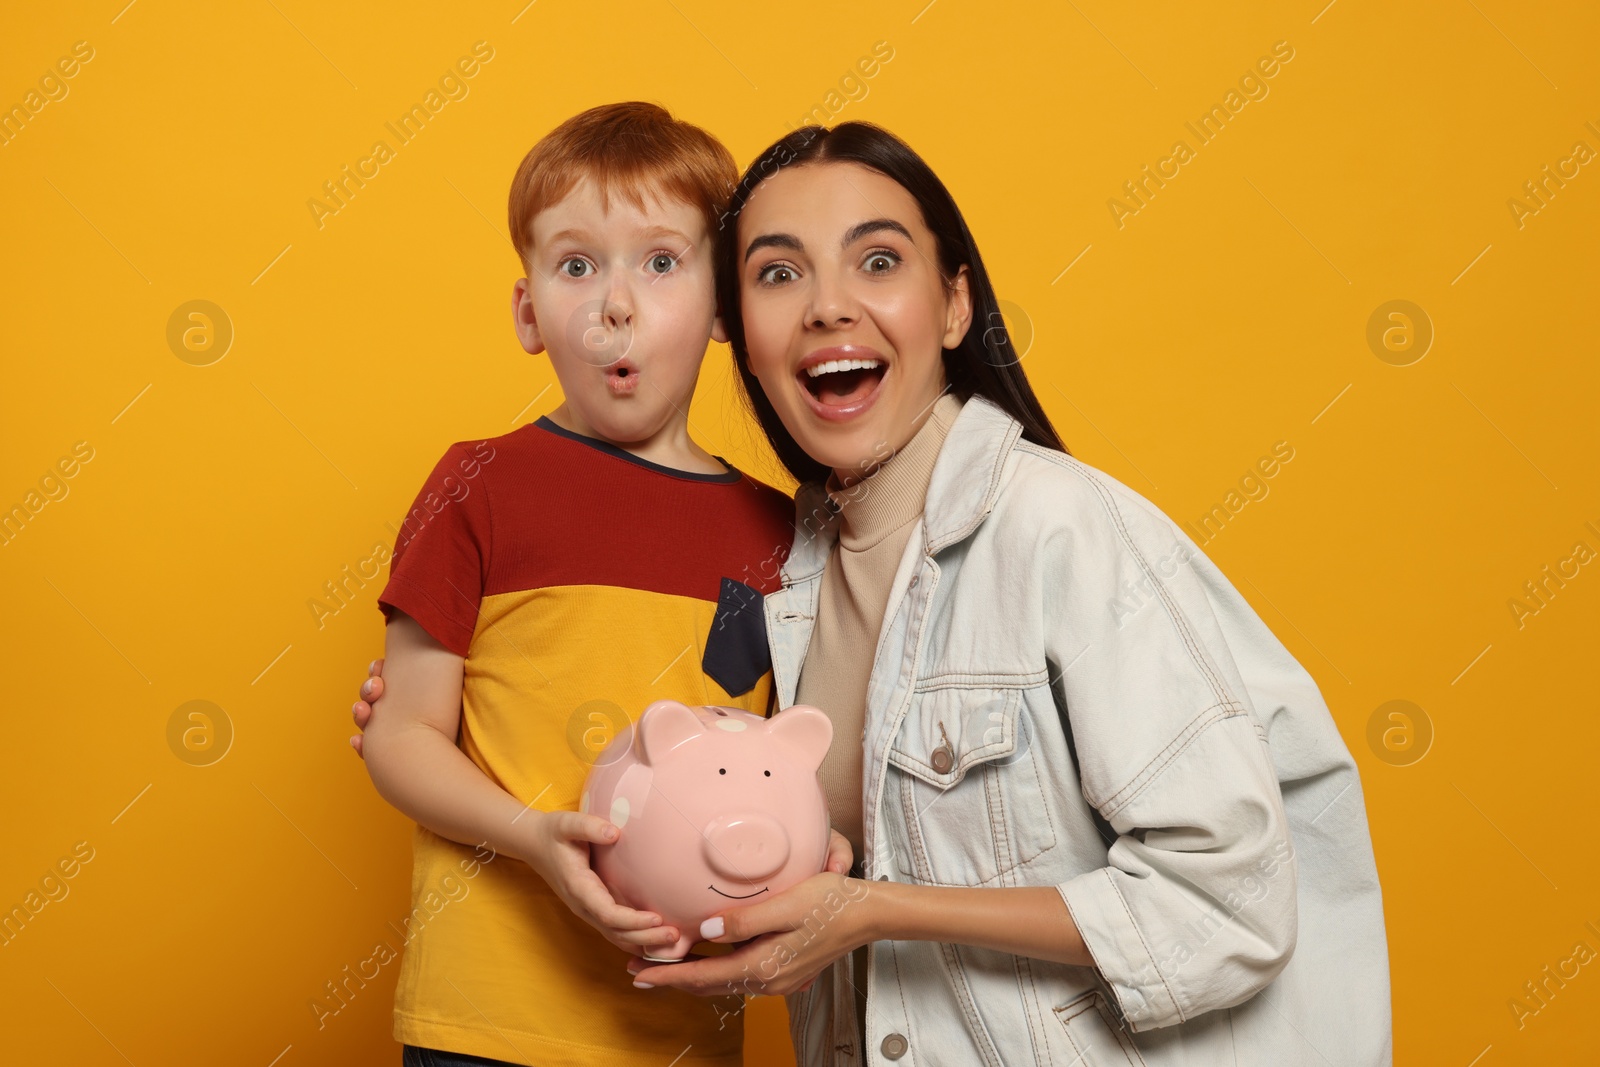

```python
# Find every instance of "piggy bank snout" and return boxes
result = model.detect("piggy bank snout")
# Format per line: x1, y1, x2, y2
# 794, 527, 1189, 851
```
703, 815, 791, 882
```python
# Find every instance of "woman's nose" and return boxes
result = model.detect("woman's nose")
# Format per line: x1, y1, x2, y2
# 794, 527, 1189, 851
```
805, 275, 859, 329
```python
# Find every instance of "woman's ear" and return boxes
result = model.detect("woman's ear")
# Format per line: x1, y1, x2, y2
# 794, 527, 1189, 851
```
711, 309, 730, 345
941, 265, 974, 350
512, 277, 547, 356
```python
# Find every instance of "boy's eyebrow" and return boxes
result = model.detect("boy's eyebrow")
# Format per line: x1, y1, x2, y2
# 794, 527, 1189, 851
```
743, 218, 914, 263
541, 224, 697, 250
543, 225, 591, 245
637, 224, 696, 246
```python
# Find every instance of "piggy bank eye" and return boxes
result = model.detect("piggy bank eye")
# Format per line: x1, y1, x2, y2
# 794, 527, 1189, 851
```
718, 768, 726, 775
763, 770, 771, 777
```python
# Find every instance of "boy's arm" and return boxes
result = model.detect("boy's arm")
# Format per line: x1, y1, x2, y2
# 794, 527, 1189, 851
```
359, 610, 681, 955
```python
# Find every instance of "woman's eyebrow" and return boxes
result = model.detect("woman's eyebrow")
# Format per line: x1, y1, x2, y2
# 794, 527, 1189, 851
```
841, 218, 913, 246
744, 233, 802, 262
744, 218, 914, 264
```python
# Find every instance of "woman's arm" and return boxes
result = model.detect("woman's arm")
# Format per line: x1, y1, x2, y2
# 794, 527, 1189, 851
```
861, 882, 1092, 966
360, 611, 682, 955
627, 874, 1090, 996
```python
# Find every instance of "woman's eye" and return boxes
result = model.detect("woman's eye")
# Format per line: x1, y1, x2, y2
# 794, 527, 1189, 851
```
649, 253, 678, 274
757, 264, 796, 286
864, 251, 899, 272
560, 258, 592, 278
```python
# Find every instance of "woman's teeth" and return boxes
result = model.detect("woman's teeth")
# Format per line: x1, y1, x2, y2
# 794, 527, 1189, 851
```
805, 358, 884, 378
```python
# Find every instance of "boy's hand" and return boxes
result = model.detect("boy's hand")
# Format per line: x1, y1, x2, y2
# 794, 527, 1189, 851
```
353, 659, 676, 954
353, 656, 831, 959
349, 658, 385, 758
522, 810, 683, 956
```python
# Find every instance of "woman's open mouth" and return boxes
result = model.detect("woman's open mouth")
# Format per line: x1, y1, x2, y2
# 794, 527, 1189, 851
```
796, 348, 888, 422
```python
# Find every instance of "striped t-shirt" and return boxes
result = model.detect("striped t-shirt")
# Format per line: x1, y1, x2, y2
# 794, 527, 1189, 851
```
376, 415, 793, 1067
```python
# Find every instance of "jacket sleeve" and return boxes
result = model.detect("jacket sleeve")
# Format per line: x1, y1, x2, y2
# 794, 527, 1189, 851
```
1042, 464, 1298, 1032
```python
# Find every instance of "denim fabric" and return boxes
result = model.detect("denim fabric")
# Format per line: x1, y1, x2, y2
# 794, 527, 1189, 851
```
402, 1045, 520, 1067
768, 395, 1392, 1066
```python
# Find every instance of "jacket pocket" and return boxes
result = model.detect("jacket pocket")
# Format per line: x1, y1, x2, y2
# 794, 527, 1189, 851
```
885, 686, 1057, 886
1054, 990, 1147, 1066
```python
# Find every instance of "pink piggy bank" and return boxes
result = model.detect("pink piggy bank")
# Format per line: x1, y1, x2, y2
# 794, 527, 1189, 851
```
582, 699, 833, 961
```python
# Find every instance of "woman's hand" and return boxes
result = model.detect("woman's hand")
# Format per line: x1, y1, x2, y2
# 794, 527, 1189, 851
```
348, 658, 385, 758
627, 872, 876, 996
822, 829, 853, 876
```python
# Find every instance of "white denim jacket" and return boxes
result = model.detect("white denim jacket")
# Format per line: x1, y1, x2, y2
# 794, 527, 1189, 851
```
765, 395, 1391, 1066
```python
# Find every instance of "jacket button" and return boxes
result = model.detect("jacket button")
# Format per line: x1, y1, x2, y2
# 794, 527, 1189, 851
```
930, 744, 954, 774
881, 1033, 908, 1059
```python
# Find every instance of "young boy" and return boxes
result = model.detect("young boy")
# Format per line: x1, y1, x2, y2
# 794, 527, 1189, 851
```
356, 102, 800, 1067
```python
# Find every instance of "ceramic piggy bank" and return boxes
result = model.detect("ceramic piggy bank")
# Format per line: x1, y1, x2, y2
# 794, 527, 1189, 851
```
582, 699, 833, 960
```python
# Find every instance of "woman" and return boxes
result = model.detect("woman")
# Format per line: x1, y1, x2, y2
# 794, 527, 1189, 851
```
358, 123, 1392, 1065
629, 123, 1391, 1065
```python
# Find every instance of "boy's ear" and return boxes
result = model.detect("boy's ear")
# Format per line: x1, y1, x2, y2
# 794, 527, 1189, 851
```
512, 278, 546, 356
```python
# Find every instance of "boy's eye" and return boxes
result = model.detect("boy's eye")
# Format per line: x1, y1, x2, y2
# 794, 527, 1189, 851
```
560, 257, 592, 278
863, 250, 899, 272
649, 253, 678, 274
757, 264, 797, 286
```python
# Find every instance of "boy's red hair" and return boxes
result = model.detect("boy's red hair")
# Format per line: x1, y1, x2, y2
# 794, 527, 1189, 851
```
507, 102, 737, 272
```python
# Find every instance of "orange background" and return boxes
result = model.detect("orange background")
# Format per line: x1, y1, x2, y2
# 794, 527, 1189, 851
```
2, 1, 1597, 1063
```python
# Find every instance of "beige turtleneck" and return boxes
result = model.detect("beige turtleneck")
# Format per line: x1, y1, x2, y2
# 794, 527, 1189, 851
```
796, 391, 965, 862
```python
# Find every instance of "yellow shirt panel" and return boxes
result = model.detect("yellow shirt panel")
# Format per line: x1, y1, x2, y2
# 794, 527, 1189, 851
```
393, 585, 770, 1067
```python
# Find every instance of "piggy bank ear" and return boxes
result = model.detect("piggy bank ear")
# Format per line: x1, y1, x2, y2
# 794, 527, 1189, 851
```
638, 700, 704, 765
766, 704, 833, 771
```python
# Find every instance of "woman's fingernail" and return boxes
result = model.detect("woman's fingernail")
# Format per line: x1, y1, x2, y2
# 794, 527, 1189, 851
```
360, 680, 373, 698
632, 981, 655, 989
701, 916, 724, 939
368, 660, 377, 674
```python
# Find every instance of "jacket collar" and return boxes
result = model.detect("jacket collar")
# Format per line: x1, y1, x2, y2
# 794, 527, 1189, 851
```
780, 393, 1024, 584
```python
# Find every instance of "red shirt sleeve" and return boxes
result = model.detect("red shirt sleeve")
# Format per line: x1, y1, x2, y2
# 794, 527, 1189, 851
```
376, 440, 495, 657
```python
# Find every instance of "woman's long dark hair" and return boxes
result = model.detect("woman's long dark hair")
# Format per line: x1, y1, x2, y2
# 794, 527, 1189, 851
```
715, 121, 1069, 486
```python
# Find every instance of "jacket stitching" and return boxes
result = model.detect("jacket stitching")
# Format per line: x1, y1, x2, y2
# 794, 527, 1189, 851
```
1097, 991, 1149, 1064
1106, 867, 1184, 1026
1014, 441, 1236, 713
1098, 701, 1248, 818
1015, 955, 1050, 1066
863, 552, 936, 710
888, 937, 913, 1057
917, 669, 1050, 689
1023, 736, 1061, 860
886, 687, 1020, 782
900, 768, 932, 882
865, 563, 942, 875
926, 414, 1023, 554
938, 941, 1006, 1067
985, 760, 1010, 878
